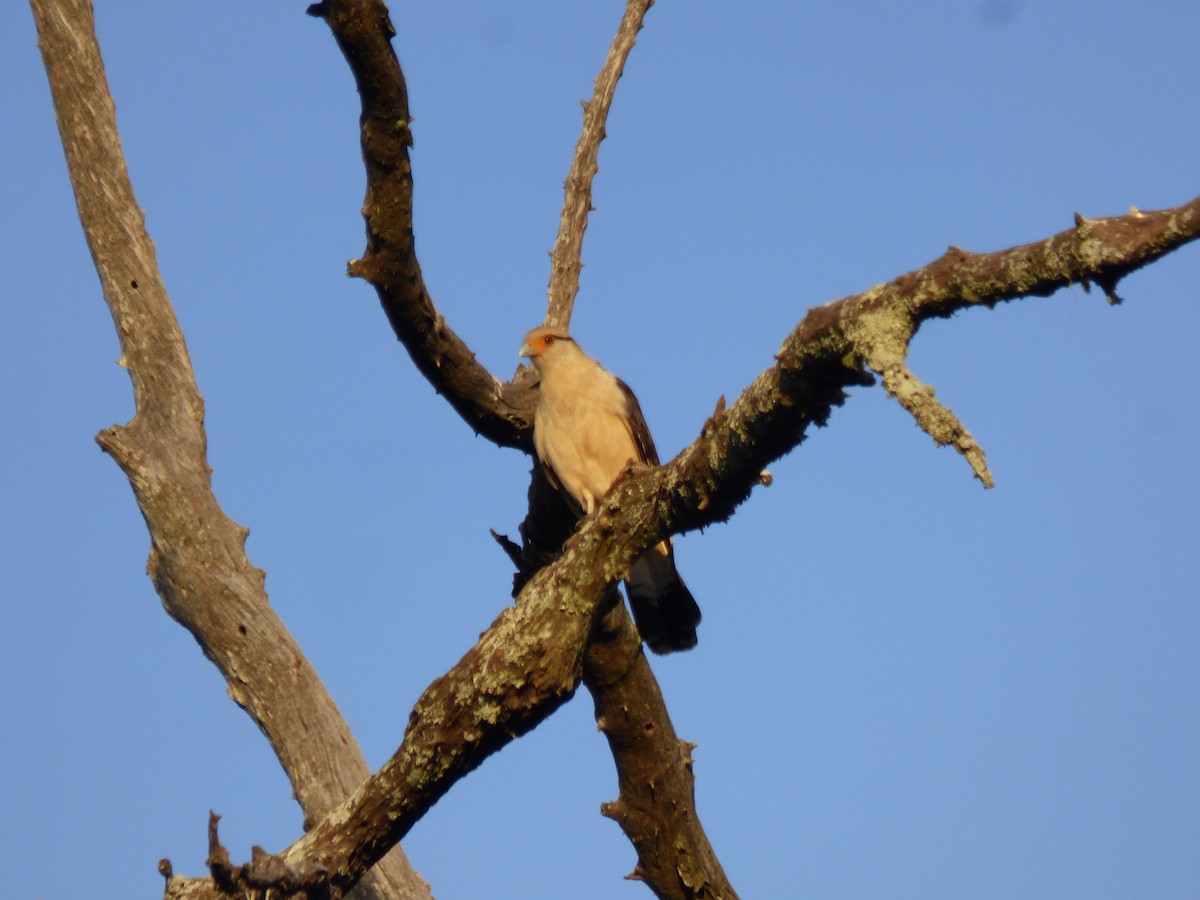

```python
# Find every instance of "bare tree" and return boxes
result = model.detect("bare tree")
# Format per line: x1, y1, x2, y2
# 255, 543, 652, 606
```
30, 0, 1199, 898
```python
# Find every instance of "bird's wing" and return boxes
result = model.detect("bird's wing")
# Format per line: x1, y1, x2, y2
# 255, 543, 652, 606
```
616, 377, 660, 466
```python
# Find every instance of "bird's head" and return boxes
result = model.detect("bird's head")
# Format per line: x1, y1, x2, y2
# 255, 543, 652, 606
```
519, 325, 573, 366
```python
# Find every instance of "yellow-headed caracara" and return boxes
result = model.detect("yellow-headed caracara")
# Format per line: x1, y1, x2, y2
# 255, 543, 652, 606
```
519, 325, 701, 653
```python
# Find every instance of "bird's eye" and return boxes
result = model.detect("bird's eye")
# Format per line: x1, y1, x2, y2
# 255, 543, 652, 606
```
543, 335, 555, 347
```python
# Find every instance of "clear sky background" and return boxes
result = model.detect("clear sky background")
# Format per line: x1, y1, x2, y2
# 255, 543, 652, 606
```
3, 2, 1198, 898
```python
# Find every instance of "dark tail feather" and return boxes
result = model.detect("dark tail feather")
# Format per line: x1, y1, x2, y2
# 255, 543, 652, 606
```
625, 545, 701, 654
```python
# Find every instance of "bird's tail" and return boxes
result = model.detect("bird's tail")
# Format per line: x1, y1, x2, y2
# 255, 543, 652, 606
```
625, 542, 701, 654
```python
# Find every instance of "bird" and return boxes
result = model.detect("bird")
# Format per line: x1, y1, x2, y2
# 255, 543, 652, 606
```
519, 324, 701, 653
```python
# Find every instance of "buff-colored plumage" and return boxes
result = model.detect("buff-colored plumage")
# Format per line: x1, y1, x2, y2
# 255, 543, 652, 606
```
520, 325, 700, 653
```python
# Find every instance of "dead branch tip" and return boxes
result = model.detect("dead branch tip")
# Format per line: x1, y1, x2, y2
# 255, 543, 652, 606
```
205, 812, 236, 891
850, 311, 995, 488
490, 528, 523, 569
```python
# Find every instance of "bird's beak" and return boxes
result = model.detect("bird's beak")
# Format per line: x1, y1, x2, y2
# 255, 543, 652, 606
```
518, 342, 533, 359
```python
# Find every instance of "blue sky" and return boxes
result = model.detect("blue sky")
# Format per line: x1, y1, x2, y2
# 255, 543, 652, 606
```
3, 2, 1198, 898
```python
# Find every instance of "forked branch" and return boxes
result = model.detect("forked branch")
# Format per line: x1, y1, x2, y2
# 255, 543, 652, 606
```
160, 189, 1200, 898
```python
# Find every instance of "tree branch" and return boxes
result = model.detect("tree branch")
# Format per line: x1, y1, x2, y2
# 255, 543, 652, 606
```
307, 0, 657, 435
30, 1, 428, 897
807, 201, 1200, 487
585, 604, 737, 899
505, 464, 737, 899
164, 509, 625, 898
526, 1, 735, 890
308, 0, 536, 450
545, 0, 655, 328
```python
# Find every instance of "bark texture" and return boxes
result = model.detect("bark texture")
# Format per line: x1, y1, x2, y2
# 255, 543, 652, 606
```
31, 1, 428, 898
586, 603, 735, 898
